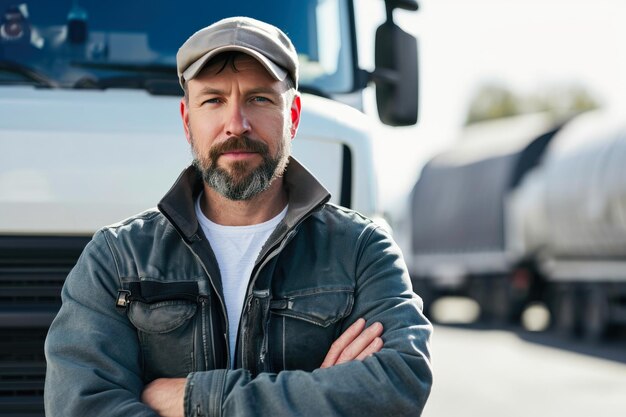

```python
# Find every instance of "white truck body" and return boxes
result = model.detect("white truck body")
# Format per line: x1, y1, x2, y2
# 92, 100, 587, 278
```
0, 87, 378, 234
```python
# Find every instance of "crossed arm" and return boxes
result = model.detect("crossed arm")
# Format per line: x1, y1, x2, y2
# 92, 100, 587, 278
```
142, 318, 384, 417
45, 227, 432, 417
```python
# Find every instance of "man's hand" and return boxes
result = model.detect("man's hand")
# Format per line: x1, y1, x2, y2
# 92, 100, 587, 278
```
320, 318, 383, 368
142, 377, 186, 417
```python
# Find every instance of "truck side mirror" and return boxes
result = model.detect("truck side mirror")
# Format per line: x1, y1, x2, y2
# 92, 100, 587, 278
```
374, 21, 418, 126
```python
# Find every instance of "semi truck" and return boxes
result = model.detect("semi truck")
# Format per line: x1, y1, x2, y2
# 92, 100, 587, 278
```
0, 0, 420, 414
407, 108, 626, 341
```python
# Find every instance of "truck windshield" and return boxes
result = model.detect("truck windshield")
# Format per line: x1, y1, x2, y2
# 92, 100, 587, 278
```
0, 0, 354, 94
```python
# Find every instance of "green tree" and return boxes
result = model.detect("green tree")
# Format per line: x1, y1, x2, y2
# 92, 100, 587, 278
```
465, 83, 521, 125
464, 82, 600, 125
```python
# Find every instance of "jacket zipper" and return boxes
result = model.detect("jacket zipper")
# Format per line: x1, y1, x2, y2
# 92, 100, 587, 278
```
240, 294, 255, 368
198, 295, 216, 370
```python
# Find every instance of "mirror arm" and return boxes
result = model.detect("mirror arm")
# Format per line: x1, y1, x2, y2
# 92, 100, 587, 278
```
384, 0, 419, 14
370, 67, 399, 84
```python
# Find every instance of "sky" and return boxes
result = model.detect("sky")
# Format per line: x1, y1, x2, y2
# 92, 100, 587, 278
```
367, 0, 626, 211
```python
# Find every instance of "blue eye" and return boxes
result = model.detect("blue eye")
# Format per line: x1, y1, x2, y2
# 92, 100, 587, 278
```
252, 96, 270, 103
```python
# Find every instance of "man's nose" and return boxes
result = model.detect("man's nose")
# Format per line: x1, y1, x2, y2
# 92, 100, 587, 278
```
224, 102, 250, 137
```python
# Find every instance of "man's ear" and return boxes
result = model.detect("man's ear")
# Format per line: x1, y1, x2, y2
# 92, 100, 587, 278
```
180, 98, 192, 144
290, 94, 302, 139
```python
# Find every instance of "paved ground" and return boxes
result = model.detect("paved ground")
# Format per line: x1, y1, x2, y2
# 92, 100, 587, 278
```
422, 322, 626, 417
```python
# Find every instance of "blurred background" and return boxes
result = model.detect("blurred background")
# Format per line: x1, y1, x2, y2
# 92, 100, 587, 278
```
1, 0, 625, 416
373, 1, 626, 416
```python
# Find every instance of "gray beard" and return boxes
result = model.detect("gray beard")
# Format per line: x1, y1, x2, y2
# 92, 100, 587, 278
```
196, 158, 276, 201
191, 134, 290, 201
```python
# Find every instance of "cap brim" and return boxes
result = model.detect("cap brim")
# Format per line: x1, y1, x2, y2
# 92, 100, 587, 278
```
181, 45, 288, 85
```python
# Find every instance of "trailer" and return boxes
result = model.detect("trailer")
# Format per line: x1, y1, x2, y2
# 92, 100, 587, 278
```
408, 113, 562, 322
509, 109, 626, 340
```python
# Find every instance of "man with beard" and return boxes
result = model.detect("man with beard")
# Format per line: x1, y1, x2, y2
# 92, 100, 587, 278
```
44, 17, 433, 417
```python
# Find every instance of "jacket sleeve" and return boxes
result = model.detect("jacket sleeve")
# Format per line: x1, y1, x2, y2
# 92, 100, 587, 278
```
44, 230, 159, 417
185, 223, 433, 417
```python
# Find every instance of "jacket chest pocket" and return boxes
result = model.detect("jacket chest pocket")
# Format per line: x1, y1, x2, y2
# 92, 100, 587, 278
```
128, 299, 198, 382
268, 288, 354, 372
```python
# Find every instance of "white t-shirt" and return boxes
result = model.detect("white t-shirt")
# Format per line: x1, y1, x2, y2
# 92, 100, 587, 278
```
195, 195, 287, 367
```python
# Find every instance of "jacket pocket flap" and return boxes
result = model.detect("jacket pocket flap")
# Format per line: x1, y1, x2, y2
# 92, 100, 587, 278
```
270, 289, 354, 328
128, 300, 197, 334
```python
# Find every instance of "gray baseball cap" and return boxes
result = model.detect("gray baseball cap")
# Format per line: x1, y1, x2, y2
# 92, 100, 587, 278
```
176, 16, 299, 89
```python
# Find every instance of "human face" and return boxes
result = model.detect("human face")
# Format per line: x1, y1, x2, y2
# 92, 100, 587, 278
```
181, 54, 301, 200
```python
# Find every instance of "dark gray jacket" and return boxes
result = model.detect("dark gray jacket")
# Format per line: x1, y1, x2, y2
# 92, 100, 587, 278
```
44, 158, 433, 417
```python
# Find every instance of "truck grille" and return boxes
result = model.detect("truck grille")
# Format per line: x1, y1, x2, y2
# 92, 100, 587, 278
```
0, 236, 89, 416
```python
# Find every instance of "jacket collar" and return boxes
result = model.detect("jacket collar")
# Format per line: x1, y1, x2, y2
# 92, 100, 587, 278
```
157, 157, 331, 242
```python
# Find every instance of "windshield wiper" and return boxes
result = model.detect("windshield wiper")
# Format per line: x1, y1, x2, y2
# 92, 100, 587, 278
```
70, 60, 180, 95
0, 60, 58, 88
70, 60, 176, 75
73, 74, 181, 96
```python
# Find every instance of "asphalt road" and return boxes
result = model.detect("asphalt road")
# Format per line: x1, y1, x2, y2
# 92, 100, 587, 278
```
422, 323, 626, 417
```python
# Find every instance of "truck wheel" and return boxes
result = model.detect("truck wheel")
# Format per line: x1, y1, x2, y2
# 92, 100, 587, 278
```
554, 286, 579, 338
470, 279, 492, 323
491, 277, 514, 325
582, 287, 609, 343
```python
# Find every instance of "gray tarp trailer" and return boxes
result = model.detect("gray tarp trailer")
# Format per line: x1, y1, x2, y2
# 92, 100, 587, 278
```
408, 113, 562, 322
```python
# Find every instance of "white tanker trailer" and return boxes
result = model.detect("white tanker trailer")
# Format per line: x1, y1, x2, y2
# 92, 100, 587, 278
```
509, 109, 626, 340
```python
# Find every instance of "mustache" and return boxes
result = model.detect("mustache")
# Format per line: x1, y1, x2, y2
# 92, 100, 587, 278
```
208, 136, 269, 161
